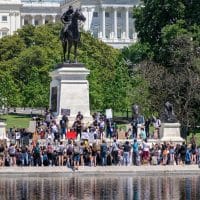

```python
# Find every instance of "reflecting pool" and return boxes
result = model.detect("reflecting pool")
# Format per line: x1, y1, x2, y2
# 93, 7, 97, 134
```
0, 174, 199, 200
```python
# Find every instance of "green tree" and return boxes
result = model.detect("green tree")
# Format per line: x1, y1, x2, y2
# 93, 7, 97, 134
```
0, 35, 25, 61
184, 0, 200, 26
121, 42, 153, 64
17, 25, 35, 48
0, 70, 20, 107
134, 0, 185, 48
139, 35, 200, 127
130, 0, 200, 127
0, 23, 135, 113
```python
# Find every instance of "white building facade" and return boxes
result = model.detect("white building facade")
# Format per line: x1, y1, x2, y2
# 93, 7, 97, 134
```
0, 0, 22, 38
0, 0, 139, 48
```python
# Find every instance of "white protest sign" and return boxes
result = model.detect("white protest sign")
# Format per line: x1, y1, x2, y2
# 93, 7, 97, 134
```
106, 109, 113, 119
81, 132, 89, 140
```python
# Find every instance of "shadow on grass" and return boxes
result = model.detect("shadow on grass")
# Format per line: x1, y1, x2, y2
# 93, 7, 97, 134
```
6, 113, 43, 119
0, 118, 6, 122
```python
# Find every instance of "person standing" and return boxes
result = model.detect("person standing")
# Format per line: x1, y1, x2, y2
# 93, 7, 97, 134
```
91, 143, 97, 167
60, 115, 68, 140
100, 140, 107, 166
179, 142, 187, 165
8, 144, 16, 166
76, 111, 84, 121
142, 139, 150, 164
75, 119, 82, 140
132, 139, 139, 166
123, 141, 131, 166
32, 143, 41, 166
66, 140, 73, 168
191, 141, 197, 164
140, 127, 146, 140
58, 141, 65, 166
111, 139, 119, 165
47, 143, 53, 166
145, 118, 151, 138
51, 121, 59, 142
73, 142, 80, 170
21, 145, 28, 166
0, 144, 5, 167
45, 111, 52, 128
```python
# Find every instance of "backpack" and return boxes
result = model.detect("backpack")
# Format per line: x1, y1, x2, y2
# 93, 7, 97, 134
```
34, 146, 40, 156
60, 120, 66, 128
59, 145, 65, 153
43, 154, 49, 166
74, 146, 80, 154
9, 146, 15, 155
43, 154, 48, 161
47, 145, 53, 154
112, 142, 118, 152
67, 145, 73, 155
101, 144, 107, 154
163, 149, 168, 156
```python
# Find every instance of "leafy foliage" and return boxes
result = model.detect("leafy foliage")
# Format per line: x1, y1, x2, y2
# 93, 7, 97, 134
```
0, 23, 133, 113
124, 0, 200, 128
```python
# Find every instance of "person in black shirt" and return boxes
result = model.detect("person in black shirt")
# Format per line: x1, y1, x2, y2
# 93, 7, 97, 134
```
123, 141, 131, 166
76, 111, 83, 121
60, 115, 68, 140
0, 144, 4, 166
179, 142, 187, 164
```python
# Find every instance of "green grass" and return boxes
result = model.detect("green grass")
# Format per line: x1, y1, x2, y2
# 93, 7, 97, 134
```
0, 114, 31, 129
187, 133, 200, 146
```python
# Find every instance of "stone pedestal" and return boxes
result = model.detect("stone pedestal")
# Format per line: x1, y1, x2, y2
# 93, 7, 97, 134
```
49, 63, 93, 125
0, 121, 10, 145
160, 123, 184, 143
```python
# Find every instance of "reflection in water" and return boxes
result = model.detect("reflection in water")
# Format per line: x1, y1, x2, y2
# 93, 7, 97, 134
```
0, 175, 200, 200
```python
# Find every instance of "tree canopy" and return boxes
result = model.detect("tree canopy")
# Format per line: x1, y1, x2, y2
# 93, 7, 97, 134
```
122, 0, 200, 128
0, 23, 133, 113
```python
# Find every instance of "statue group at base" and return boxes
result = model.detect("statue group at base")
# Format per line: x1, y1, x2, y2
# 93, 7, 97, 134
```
160, 101, 184, 144
130, 102, 184, 144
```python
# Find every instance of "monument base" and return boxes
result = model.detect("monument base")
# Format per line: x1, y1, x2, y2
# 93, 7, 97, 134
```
49, 63, 93, 126
160, 123, 184, 144
0, 121, 10, 145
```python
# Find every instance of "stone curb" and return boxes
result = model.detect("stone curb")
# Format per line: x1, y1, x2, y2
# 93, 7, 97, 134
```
0, 166, 200, 176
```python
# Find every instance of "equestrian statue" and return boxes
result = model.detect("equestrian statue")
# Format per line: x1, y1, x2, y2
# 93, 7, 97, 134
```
60, 6, 86, 63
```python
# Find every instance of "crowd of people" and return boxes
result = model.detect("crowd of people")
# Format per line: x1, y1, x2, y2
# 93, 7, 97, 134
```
0, 137, 200, 170
0, 111, 199, 170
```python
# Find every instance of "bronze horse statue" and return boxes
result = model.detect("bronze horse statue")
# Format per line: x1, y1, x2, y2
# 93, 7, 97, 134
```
60, 9, 86, 63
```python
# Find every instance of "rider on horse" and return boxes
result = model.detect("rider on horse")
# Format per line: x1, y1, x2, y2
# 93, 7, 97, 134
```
60, 6, 86, 63
61, 6, 74, 40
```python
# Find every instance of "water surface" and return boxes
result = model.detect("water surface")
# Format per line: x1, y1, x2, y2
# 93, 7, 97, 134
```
0, 174, 199, 200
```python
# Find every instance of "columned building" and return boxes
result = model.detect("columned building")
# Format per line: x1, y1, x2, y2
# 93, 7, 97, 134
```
0, 0, 140, 48
0, 0, 22, 38
20, 0, 61, 26
0, 0, 61, 38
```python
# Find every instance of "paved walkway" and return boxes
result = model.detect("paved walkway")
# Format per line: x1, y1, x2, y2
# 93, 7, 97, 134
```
0, 165, 200, 175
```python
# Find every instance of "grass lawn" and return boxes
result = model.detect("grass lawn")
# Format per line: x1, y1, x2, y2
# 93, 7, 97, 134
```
187, 133, 200, 146
0, 114, 31, 129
